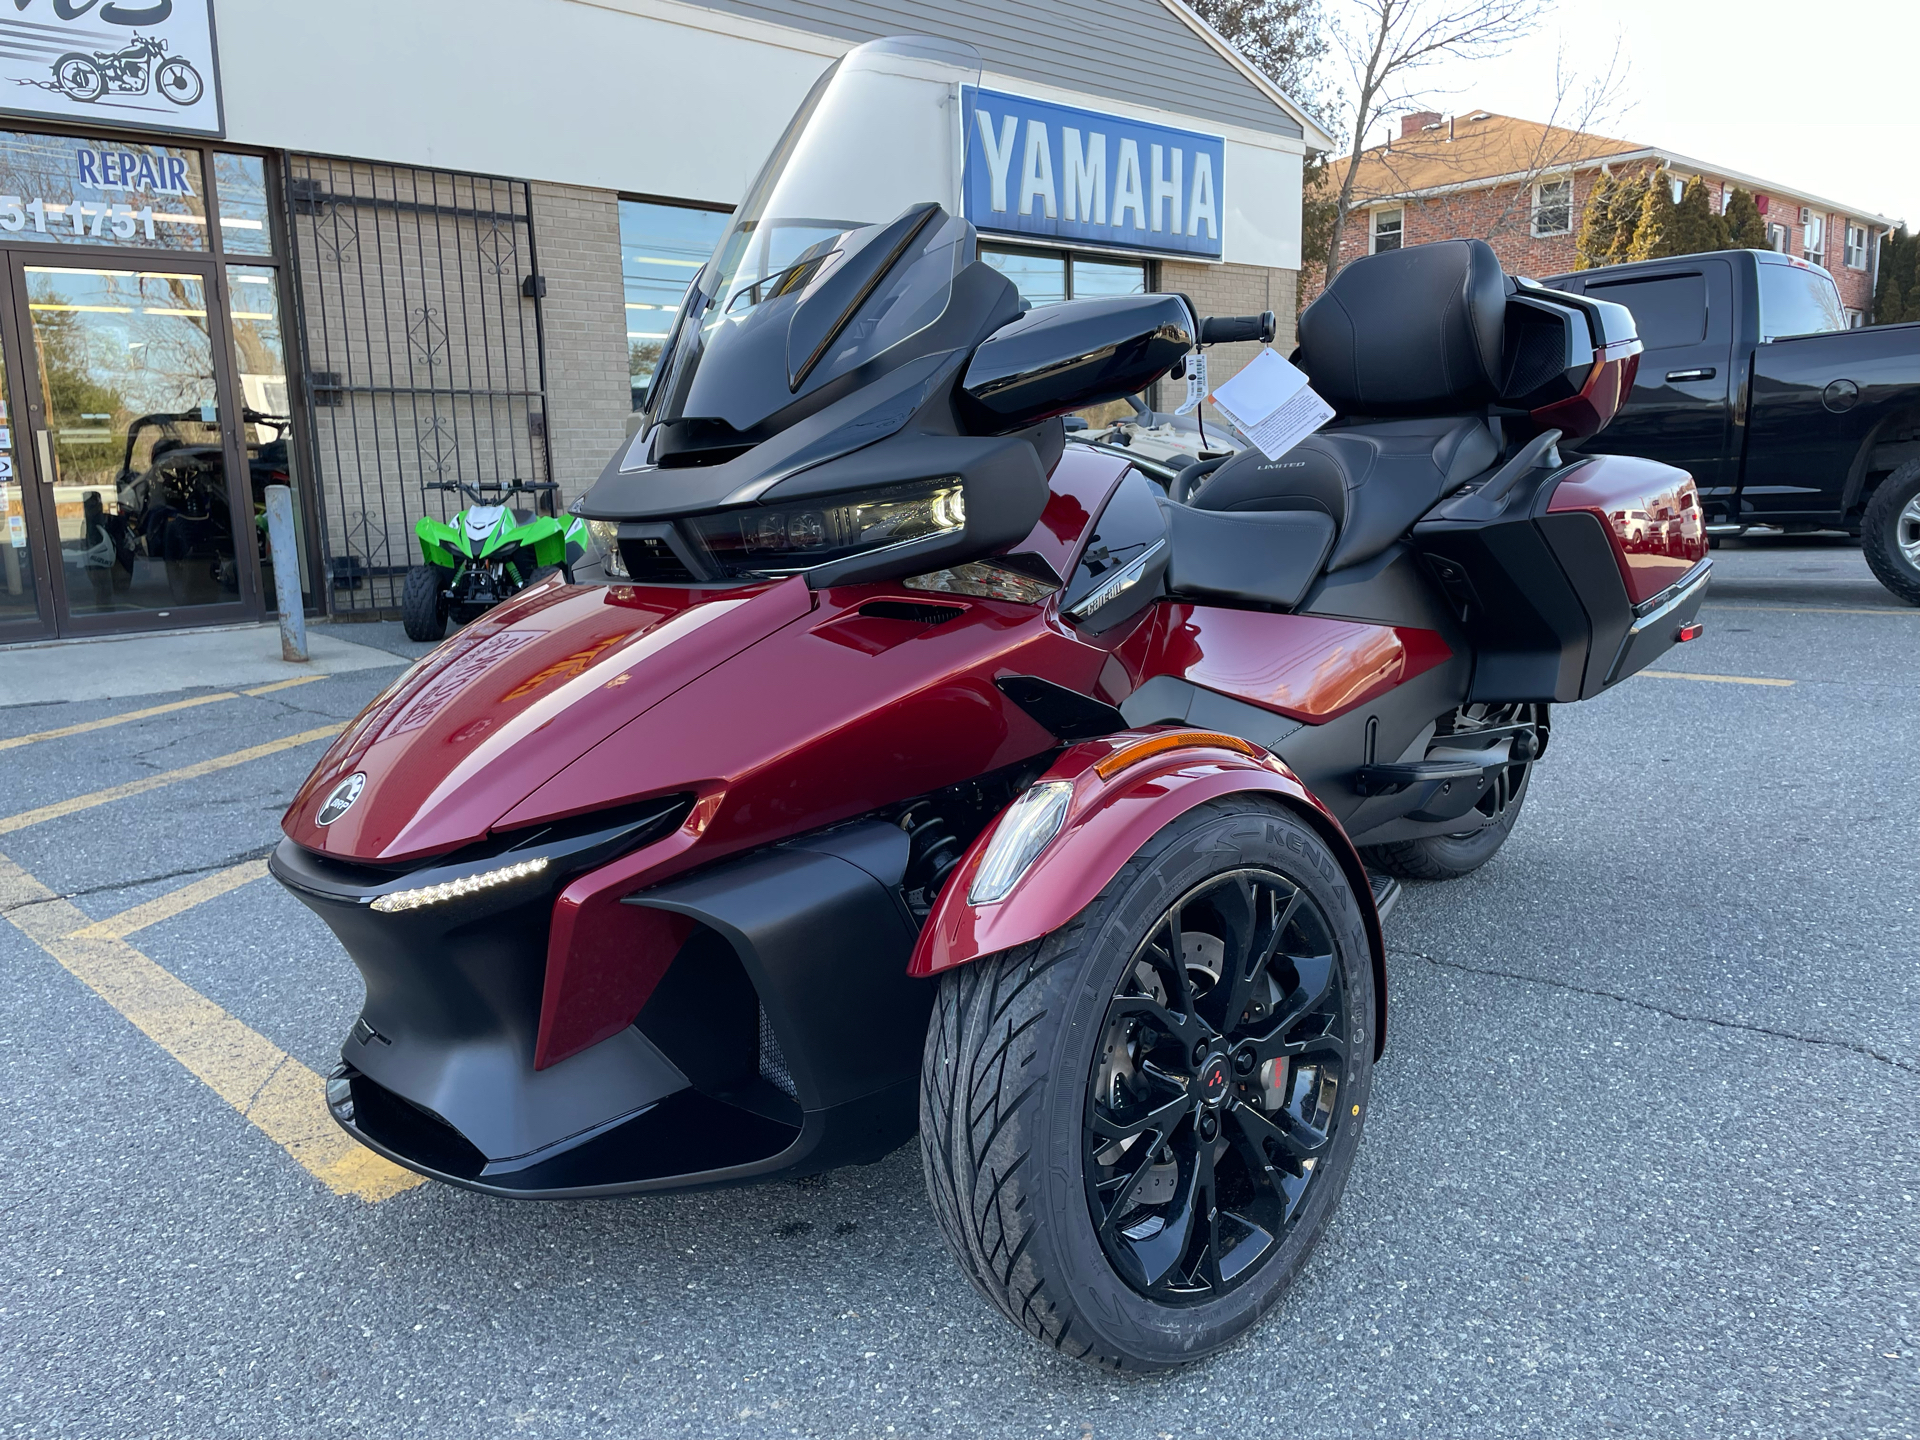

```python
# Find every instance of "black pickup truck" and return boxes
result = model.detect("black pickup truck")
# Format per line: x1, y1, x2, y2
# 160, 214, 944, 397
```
1546, 248, 1920, 604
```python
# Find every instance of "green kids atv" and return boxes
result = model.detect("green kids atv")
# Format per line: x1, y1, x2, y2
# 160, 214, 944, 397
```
401, 479, 590, 642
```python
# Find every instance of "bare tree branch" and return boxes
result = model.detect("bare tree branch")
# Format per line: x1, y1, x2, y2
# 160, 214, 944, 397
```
1321, 0, 1551, 279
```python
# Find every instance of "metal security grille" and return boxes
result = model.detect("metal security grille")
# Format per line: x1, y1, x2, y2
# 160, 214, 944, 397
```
282, 157, 551, 614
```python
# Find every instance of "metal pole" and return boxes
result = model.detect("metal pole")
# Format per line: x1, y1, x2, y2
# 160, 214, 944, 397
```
264, 483, 309, 662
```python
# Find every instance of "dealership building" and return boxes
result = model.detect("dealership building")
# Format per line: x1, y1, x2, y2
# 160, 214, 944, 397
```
0, 0, 1325, 643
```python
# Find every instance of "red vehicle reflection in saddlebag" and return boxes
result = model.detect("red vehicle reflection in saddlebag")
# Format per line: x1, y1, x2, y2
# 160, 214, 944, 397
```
1547, 454, 1706, 605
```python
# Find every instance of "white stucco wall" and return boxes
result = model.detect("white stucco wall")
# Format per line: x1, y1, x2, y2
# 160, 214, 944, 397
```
212, 0, 1302, 268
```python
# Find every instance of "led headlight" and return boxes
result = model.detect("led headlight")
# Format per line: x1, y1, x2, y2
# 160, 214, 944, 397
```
369, 856, 549, 913
969, 781, 1073, 904
586, 520, 629, 577
683, 477, 965, 578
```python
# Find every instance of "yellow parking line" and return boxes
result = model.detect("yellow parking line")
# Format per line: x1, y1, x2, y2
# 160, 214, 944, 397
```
72, 859, 270, 941
0, 851, 423, 1202
0, 673, 328, 753
0, 724, 345, 836
1640, 669, 1795, 687
1703, 602, 1920, 618
0, 692, 237, 752
243, 675, 329, 696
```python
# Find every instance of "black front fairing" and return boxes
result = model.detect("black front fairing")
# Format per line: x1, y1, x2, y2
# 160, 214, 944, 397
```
578, 250, 1026, 520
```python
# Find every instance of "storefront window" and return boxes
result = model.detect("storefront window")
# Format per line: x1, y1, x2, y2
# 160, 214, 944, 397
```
214, 153, 273, 255
0, 131, 207, 250
620, 198, 729, 410
1070, 257, 1148, 298
228, 265, 305, 609
981, 245, 1147, 306
982, 248, 1066, 306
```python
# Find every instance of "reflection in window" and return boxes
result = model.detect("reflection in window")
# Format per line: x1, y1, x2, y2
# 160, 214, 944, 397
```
24, 265, 228, 614
981, 247, 1148, 308
215, 153, 273, 255
620, 198, 730, 410
982, 248, 1067, 306
1071, 257, 1148, 298
227, 264, 306, 609
0, 130, 208, 251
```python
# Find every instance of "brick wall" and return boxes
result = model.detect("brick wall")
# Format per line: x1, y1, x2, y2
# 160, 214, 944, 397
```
1159, 259, 1297, 423
530, 182, 632, 504
1308, 164, 1878, 315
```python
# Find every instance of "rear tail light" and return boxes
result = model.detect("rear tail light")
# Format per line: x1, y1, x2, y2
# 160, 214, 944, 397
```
1675, 620, 1704, 642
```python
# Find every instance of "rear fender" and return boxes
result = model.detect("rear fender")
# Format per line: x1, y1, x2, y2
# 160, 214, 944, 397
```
907, 730, 1388, 1058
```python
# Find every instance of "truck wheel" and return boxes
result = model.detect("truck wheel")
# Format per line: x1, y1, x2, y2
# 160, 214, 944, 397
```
920, 797, 1374, 1372
401, 564, 448, 641
1861, 460, 1920, 607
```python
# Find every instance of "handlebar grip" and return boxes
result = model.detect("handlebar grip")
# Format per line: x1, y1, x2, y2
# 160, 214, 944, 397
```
1197, 311, 1276, 346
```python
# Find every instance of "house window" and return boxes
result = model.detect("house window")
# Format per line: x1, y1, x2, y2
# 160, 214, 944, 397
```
1766, 222, 1788, 253
1845, 308, 1863, 329
1802, 214, 1825, 266
1845, 224, 1869, 270
1669, 176, 1685, 205
1531, 177, 1573, 237
1371, 208, 1404, 254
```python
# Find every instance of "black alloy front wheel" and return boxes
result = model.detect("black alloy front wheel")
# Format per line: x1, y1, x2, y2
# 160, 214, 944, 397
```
921, 797, 1374, 1371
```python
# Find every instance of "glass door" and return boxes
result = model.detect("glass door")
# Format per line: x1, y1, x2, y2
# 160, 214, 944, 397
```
8, 253, 251, 633
0, 315, 53, 641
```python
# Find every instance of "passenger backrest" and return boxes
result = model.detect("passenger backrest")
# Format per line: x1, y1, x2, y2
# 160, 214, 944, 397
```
1298, 239, 1507, 416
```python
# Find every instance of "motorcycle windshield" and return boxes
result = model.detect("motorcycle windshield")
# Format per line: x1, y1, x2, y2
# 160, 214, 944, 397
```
638, 36, 979, 451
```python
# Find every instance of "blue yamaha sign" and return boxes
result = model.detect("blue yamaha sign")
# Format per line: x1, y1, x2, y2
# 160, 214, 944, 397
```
962, 87, 1225, 260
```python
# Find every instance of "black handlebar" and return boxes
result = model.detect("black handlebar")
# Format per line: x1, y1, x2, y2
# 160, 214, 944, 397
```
1197, 311, 1276, 346
425, 478, 558, 495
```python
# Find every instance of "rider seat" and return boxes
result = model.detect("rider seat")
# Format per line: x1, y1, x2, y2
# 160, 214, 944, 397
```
1171, 240, 1509, 605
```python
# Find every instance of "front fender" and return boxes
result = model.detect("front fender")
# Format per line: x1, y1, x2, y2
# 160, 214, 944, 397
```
907, 731, 1388, 1058
416, 516, 463, 568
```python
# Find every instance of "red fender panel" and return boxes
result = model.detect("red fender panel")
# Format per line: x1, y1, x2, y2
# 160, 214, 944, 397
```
908, 732, 1388, 1058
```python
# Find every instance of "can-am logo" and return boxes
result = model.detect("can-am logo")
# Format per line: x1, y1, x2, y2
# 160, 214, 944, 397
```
317, 772, 367, 826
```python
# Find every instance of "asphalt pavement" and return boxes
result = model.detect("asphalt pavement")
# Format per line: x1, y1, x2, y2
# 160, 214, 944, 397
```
2, 540, 1915, 1439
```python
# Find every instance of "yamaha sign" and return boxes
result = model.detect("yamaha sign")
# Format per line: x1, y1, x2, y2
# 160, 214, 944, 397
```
963, 87, 1225, 261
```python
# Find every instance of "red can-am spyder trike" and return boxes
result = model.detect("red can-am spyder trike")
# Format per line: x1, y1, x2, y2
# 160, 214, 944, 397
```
272, 38, 1707, 1370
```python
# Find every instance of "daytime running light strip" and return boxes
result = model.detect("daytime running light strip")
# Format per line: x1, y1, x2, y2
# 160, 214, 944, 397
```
369, 856, 549, 913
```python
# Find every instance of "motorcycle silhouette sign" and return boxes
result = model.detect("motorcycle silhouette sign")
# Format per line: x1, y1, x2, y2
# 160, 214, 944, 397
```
52, 36, 203, 108
1, 2, 222, 137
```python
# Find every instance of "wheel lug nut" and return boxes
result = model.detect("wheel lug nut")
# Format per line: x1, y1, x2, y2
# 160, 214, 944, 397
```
1233, 1050, 1255, 1074
1192, 1041, 1208, 1067
1198, 1115, 1218, 1142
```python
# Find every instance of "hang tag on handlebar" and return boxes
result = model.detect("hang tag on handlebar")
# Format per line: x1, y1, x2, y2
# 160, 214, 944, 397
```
1175, 350, 1207, 416
1208, 348, 1334, 461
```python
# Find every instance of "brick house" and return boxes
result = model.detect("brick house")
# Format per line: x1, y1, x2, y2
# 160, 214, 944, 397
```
1317, 111, 1898, 322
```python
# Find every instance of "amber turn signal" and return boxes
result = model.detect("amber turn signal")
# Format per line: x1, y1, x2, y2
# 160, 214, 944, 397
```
1093, 730, 1267, 782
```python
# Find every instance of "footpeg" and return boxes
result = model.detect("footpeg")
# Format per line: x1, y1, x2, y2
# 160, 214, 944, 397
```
1353, 748, 1505, 822
1352, 755, 1489, 798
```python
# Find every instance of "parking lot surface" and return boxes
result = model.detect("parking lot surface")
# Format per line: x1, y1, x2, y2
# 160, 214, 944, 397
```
3, 540, 1916, 1439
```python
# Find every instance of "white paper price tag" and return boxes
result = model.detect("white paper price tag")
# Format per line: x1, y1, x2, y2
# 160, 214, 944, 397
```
1207, 347, 1334, 460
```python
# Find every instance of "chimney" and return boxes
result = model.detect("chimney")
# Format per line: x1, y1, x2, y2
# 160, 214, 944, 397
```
1401, 111, 1442, 138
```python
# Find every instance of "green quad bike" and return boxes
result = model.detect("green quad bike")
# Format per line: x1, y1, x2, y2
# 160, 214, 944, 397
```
401, 479, 590, 642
